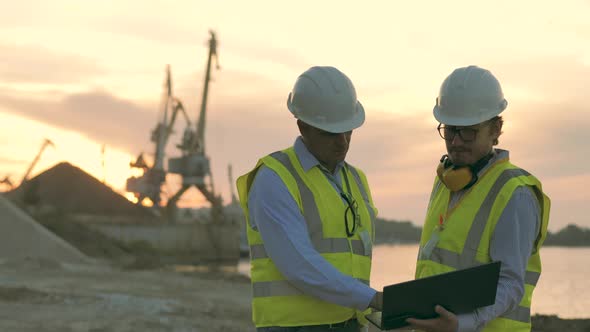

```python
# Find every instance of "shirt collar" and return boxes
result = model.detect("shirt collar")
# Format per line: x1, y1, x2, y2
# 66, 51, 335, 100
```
478, 148, 509, 176
294, 136, 346, 175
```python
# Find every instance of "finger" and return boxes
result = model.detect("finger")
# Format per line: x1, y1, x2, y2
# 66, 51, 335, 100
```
435, 305, 452, 319
405, 317, 420, 328
406, 317, 434, 330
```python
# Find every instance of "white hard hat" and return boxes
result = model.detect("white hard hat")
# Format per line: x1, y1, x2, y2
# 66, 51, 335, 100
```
433, 65, 508, 126
287, 66, 365, 133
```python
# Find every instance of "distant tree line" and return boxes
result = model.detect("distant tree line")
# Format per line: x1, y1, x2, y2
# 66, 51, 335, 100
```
374, 218, 590, 247
373, 218, 421, 244
543, 224, 590, 247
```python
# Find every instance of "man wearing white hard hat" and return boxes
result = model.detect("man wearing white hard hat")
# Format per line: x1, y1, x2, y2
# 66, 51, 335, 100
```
408, 66, 551, 332
237, 66, 381, 331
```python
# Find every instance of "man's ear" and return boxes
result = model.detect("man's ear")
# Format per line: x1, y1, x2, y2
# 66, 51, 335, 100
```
297, 119, 307, 137
492, 120, 503, 139
489, 118, 503, 145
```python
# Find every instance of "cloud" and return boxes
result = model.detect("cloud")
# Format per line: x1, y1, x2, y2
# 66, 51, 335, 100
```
0, 43, 104, 84
95, 15, 310, 72
0, 66, 440, 224
0, 89, 153, 154
96, 14, 207, 47
225, 39, 310, 71
1, 62, 587, 229
494, 57, 590, 104
0, 69, 296, 172
503, 104, 590, 179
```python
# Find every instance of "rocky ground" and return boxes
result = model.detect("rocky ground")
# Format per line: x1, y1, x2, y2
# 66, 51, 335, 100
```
1, 256, 589, 332
0, 257, 253, 332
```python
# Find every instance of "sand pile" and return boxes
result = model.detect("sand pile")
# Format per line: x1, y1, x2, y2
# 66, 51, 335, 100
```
0, 194, 90, 264
6, 162, 153, 217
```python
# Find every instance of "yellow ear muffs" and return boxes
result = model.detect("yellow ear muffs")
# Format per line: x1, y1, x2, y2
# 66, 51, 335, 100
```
436, 155, 476, 192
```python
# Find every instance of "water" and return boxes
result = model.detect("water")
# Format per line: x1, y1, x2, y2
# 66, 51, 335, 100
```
371, 245, 590, 319
238, 245, 590, 318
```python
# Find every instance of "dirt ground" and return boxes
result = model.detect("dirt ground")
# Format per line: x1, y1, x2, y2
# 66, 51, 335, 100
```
2, 256, 590, 332
0, 257, 253, 332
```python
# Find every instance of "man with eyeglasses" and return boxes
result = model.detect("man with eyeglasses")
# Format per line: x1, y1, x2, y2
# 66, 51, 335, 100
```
237, 66, 381, 332
407, 66, 551, 332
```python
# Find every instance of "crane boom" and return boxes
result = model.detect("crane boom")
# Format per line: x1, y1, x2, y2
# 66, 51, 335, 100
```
152, 65, 173, 171
194, 30, 220, 154
21, 139, 54, 185
166, 99, 191, 141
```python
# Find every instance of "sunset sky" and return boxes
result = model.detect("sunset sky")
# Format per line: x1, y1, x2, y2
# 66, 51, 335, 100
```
1, 1, 589, 231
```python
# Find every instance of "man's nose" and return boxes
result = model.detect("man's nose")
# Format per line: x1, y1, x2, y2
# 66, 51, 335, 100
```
450, 132, 464, 145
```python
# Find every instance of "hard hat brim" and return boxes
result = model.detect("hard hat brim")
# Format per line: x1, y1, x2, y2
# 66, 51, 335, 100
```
433, 105, 504, 126
292, 102, 365, 133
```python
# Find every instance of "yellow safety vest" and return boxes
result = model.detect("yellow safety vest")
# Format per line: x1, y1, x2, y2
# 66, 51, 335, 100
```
416, 158, 550, 332
236, 147, 377, 327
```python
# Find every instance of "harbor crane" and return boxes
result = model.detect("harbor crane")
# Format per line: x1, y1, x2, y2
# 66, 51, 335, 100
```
126, 65, 191, 206
167, 30, 223, 222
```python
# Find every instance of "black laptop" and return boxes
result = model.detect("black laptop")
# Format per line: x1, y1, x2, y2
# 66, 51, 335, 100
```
366, 261, 501, 330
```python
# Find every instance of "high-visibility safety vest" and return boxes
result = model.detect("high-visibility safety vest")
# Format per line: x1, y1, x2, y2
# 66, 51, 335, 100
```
236, 147, 377, 328
416, 158, 550, 332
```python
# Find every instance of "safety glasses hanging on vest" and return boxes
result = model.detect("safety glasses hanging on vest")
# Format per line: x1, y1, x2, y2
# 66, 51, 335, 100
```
321, 165, 361, 237
436, 152, 495, 192
341, 190, 360, 237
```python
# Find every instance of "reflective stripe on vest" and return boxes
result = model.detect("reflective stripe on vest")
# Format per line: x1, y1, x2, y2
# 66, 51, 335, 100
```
250, 238, 366, 259
501, 306, 531, 324
271, 151, 324, 240
248, 151, 372, 260
253, 278, 371, 297
348, 166, 376, 226
524, 271, 540, 286
428, 168, 538, 323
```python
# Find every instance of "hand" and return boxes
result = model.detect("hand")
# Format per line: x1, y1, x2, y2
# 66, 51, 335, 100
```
369, 291, 383, 311
406, 305, 458, 332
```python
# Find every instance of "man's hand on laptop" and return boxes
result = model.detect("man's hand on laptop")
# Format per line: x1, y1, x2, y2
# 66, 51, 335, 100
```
405, 305, 458, 332
369, 291, 383, 311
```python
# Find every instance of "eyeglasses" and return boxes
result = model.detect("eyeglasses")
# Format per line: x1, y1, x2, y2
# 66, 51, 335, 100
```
437, 123, 481, 142
341, 193, 360, 237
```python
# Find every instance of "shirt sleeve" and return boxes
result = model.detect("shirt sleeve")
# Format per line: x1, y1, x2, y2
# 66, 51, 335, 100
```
457, 186, 540, 332
248, 166, 376, 311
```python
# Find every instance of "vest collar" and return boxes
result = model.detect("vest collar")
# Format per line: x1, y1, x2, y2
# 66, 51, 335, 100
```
477, 149, 509, 178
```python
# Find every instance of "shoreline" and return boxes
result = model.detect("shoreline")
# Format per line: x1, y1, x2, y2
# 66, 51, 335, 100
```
531, 314, 590, 331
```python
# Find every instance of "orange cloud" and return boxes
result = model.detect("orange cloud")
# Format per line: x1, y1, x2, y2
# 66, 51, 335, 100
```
0, 43, 104, 84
